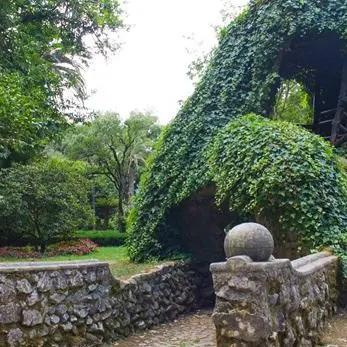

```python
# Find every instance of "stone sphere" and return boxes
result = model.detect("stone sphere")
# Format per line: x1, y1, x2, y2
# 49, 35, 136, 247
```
224, 223, 274, 261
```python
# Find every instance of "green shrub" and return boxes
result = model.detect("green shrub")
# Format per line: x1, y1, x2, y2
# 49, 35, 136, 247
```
207, 114, 347, 250
74, 229, 127, 246
0, 159, 92, 253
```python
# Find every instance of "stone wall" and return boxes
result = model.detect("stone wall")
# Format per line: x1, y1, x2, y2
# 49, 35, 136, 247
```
0, 260, 211, 347
210, 252, 339, 347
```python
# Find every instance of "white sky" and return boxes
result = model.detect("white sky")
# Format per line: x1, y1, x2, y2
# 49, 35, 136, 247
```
84, 0, 248, 124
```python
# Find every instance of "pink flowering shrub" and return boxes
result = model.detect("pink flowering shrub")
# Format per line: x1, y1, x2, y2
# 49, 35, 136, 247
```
0, 239, 98, 258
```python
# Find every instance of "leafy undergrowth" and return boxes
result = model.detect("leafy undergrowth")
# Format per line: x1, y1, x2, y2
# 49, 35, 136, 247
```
0, 245, 165, 279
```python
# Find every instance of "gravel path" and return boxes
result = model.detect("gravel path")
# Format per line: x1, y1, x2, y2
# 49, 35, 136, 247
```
109, 309, 347, 347
320, 309, 347, 347
111, 310, 216, 347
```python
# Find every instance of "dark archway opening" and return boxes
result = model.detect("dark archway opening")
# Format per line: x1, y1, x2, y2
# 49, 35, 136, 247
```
165, 185, 241, 307
168, 186, 238, 264
278, 32, 347, 144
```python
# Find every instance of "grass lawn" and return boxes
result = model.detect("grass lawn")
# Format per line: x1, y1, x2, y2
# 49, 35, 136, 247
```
0, 246, 165, 279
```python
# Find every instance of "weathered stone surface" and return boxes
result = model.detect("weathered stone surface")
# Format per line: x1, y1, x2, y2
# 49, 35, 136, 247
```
73, 304, 89, 318
224, 222, 274, 261
28, 290, 40, 306
50, 293, 66, 304
0, 279, 16, 304
49, 314, 59, 324
7, 328, 24, 347
213, 311, 272, 342
61, 322, 73, 331
0, 302, 21, 323
55, 304, 68, 316
86, 271, 97, 283
69, 271, 84, 287
211, 252, 338, 347
17, 279, 33, 294
37, 273, 53, 292
22, 309, 44, 326
0, 260, 208, 347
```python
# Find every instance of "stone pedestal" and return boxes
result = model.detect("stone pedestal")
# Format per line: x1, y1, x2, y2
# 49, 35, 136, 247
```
210, 253, 338, 347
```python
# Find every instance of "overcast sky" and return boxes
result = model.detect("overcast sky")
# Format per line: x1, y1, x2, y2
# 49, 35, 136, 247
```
84, 0, 248, 124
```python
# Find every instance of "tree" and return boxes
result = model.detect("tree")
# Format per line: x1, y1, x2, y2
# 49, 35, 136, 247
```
0, 0, 124, 166
63, 112, 161, 232
0, 158, 92, 253
0, 0, 123, 84
271, 80, 313, 124
90, 175, 118, 230
0, 72, 65, 168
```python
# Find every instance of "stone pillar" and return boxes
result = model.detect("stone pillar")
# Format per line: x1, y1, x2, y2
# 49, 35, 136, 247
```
210, 255, 277, 347
210, 223, 338, 347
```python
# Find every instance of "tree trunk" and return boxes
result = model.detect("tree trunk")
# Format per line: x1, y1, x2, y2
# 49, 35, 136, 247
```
312, 79, 321, 132
117, 193, 126, 233
92, 184, 96, 230
40, 242, 46, 254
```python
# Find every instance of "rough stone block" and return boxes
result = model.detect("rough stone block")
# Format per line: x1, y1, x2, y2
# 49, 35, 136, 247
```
16, 279, 33, 294
0, 302, 20, 324
22, 309, 44, 326
7, 328, 24, 347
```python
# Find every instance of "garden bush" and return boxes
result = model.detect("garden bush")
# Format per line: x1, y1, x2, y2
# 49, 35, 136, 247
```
74, 229, 127, 246
207, 114, 347, 251
0, 159, 92, 253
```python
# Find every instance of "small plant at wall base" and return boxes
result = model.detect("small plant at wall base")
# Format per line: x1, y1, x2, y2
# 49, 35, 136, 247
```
0, 159, 92, 253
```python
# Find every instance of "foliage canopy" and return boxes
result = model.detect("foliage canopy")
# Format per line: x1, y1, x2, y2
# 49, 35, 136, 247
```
128, 0, 347, 261
0, 0, 124, 165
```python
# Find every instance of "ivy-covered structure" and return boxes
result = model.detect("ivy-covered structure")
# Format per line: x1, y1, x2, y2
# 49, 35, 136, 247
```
128, 0, 347, 262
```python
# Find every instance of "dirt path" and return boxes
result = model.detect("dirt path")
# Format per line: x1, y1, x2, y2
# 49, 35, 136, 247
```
110, 309, 347, 347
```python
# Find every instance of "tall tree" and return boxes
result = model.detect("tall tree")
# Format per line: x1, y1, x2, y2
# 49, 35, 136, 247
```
63, 112, 161, 232
0, 0, 124, 166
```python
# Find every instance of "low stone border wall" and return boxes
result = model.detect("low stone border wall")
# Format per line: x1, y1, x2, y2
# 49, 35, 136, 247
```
210, 252, 339, 347
0, 260, 212, 347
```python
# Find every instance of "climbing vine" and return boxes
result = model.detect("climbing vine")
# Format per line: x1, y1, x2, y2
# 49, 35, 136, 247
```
207, 114, 347, 250
128, 0, 347, 262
